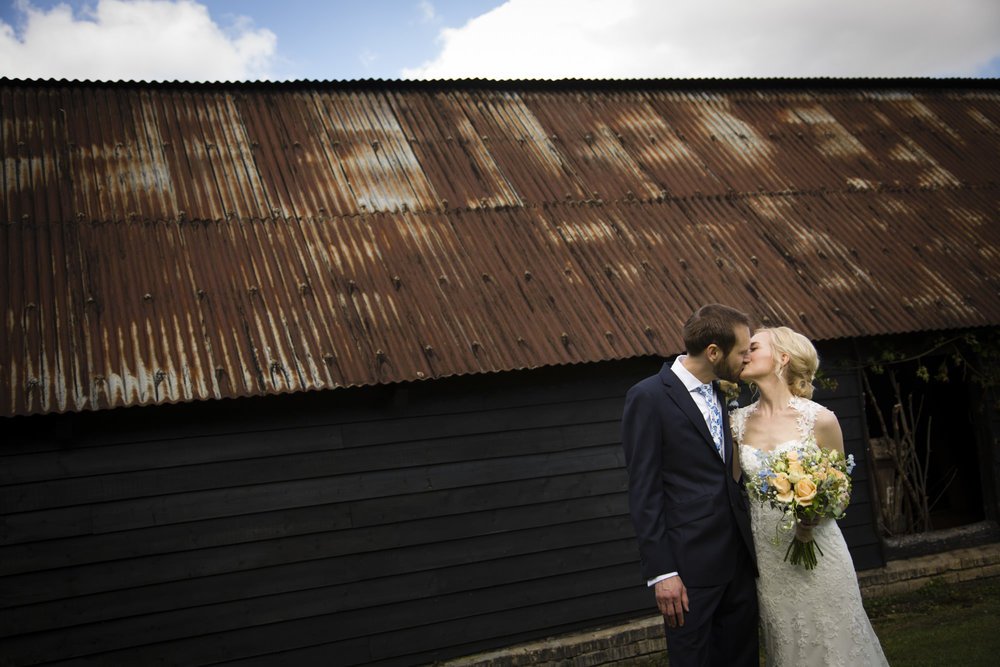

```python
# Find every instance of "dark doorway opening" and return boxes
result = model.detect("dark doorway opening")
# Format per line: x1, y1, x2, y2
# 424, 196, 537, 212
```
863, 352, 985, 536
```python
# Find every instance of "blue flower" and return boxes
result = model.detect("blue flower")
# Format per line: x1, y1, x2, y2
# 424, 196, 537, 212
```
756, 468, 773, 492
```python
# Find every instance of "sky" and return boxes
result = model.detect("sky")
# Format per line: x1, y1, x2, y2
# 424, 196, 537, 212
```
0, 0, 998, 82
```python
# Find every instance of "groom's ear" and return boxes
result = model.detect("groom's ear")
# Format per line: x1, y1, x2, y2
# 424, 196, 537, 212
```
706, 343, 721, 362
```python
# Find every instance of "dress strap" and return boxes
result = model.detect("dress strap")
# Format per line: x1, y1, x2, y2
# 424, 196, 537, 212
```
729, 403, 757, 445
789, 396, 822, 442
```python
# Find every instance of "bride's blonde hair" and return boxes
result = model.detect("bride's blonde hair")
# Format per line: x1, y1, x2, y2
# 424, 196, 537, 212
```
759, 326, 819, 399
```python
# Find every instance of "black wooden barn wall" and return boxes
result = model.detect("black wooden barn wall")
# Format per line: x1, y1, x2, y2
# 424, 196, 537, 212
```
809, 342, 884, 570
0, 352, 881, 665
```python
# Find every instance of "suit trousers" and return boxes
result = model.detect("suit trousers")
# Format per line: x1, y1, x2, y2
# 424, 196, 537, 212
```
662, 538, 759, 667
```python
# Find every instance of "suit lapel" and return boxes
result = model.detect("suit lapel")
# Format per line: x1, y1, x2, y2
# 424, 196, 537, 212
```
659, 366, 722, 460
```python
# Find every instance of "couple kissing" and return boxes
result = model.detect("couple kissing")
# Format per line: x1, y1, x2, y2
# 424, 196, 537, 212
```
621, 304, 887, 666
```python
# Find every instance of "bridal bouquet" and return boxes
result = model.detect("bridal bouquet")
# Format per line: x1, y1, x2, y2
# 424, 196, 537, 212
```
747, 442, 855, 569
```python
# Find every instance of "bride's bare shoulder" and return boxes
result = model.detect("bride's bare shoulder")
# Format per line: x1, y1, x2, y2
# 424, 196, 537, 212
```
815, 404, 837, 421
813, 404, 845, 451
804, 400, 838, 424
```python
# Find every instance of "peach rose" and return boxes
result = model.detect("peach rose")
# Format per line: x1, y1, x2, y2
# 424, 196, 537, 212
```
787, 461, 806, 483
794, 477, 818, 506
771, 472, 794, 503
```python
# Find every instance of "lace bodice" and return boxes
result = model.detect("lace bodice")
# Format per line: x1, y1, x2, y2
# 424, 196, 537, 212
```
733, 396, 825, 478
730, 397, 888, 667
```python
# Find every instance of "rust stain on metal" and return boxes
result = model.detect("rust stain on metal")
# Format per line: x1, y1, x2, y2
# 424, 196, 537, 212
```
2, 78, 1000, 417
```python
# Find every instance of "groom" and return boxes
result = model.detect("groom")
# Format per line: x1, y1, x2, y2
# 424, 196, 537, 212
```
621, 304, 758, 666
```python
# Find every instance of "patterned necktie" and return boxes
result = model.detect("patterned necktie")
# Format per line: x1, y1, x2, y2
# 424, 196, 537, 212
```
697, 383, 725, 460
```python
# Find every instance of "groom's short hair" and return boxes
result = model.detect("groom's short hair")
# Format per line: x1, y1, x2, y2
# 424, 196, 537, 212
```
682, 304, 750, 356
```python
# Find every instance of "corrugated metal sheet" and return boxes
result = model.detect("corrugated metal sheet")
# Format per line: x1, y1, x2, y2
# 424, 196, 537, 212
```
3, 78, 1000, 417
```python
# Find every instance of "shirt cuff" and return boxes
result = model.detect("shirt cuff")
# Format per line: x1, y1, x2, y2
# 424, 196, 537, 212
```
647, 572, 678, 587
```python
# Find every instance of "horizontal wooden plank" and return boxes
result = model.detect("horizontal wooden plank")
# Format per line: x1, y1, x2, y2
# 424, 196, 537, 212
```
2, 498, 634, 606
0, 392, 625, 487
351, 468, 627, 526
370, 588, 651, 665
841, 522, 882, 547
0, 423, 348, 486
1, 444, 626, 544
339, 395, 626, 448
209, 588, 650, 667
1, 419, 623, 512
0, 360, 648, 455
1, 559, 645, 664
2, 535, 640, 637
847, 542, 885, 572
0, 471, 628, 577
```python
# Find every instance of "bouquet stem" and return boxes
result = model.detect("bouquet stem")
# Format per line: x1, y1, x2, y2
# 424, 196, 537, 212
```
784, 515, 824, 569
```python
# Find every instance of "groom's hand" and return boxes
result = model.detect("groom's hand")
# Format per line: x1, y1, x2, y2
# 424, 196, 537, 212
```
654, 576, 690, 627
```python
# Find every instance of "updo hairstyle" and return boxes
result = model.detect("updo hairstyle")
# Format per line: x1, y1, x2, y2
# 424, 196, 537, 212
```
760, 326, 819, 399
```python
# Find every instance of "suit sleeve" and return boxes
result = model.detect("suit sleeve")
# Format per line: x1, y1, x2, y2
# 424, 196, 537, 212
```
622, 384, 676, 580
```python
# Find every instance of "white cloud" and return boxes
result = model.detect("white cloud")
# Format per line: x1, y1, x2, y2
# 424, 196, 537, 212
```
403, 0, 1000, 79
0, 0, 277, 82
417, 0, 437, 24
360, 48, 377, 68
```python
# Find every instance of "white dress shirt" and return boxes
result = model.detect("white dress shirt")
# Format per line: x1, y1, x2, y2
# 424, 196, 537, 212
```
672, 355, 723, 455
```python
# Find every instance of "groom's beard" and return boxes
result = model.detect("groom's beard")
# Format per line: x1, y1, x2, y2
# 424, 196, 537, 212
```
713, 356, 745, 383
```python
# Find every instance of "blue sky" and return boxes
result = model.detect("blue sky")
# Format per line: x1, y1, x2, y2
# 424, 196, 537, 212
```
1, 0, 998, 82
179, 0, 502, 80
0, 0, 502, 80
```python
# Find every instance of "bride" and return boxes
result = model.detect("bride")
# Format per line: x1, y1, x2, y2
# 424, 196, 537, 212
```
731, 326, 888, 666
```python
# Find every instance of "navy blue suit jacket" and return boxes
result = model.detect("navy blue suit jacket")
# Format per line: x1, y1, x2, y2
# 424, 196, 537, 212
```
622, 362, 757, 586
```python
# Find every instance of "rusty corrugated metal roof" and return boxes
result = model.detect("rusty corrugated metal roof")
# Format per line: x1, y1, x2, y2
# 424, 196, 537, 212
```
3, 78, 1000, 417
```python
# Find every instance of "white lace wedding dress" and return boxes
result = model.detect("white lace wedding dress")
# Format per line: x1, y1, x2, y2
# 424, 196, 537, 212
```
732, 397, 889, 667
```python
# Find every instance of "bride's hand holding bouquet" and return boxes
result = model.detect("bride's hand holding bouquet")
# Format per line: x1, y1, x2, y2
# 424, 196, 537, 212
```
747, 442, 855, 569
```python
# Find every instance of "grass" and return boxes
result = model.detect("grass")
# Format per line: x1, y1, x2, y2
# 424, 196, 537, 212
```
619, 576, 1000, 666
865, 576, 1000, 666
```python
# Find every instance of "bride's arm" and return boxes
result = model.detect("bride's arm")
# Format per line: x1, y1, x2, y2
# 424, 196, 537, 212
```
814, 408, 845, 454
